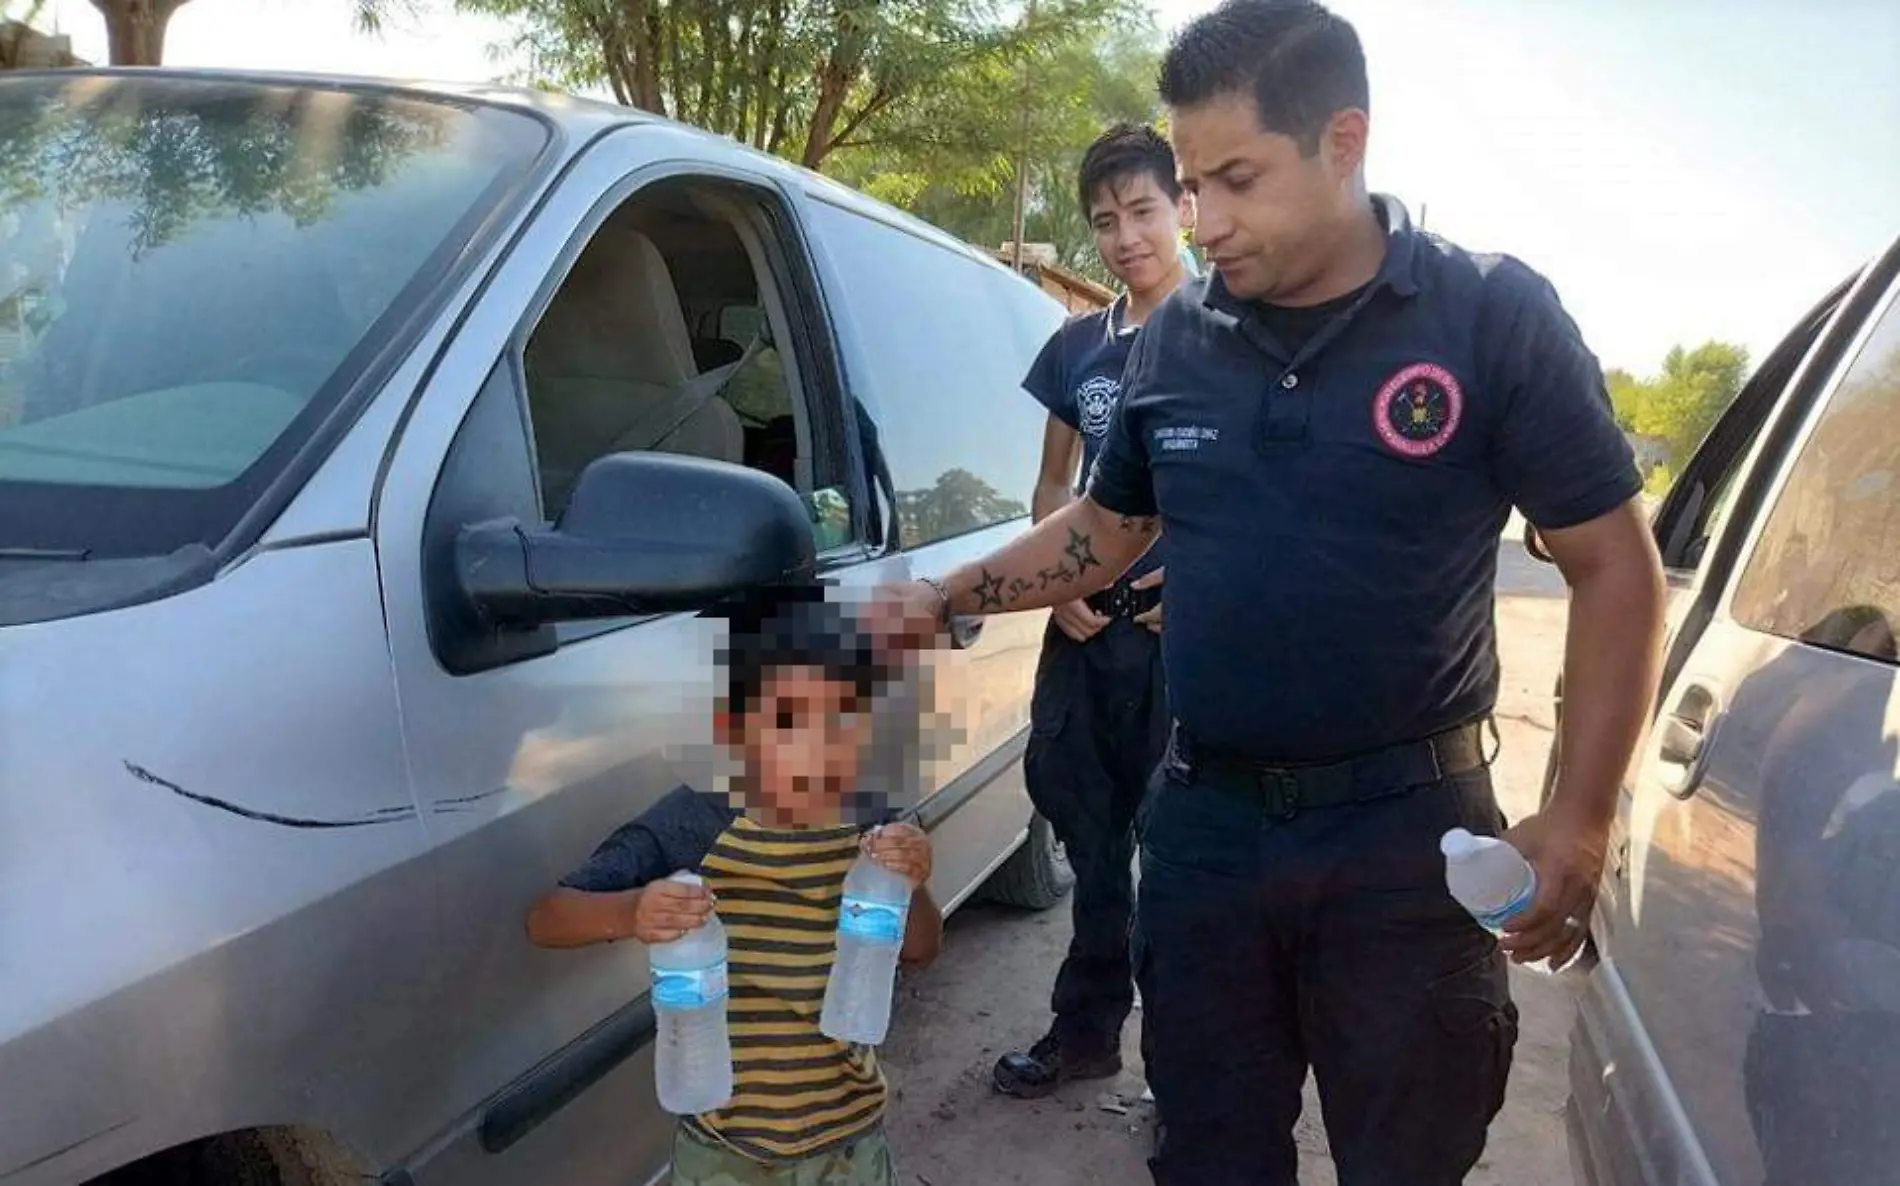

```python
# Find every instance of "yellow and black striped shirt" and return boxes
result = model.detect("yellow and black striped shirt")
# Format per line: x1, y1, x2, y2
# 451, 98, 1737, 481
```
560, 787, 889, 1164
694, 817, 886, 1161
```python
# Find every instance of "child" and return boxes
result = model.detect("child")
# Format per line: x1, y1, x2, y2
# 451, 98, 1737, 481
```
526, 595, 942, 1186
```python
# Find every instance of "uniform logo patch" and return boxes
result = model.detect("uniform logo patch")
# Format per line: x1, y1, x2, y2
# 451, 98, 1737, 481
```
1374, 362, 1463, 458
1076, 375, 1120, 439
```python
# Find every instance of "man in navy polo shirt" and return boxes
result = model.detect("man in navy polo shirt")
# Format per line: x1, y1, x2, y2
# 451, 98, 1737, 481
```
992, 124, 1189, 1101
879, 1, 1667, 1180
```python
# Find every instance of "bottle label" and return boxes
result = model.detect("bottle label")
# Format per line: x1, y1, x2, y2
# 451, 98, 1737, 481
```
838, 895, 907, 945
1474, 871, 1539, 932
651, 960, 729, 1010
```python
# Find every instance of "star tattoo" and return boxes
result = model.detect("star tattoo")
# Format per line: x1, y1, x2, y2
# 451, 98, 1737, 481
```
1064, 528, 1100, 573
974, 567, 1004, 611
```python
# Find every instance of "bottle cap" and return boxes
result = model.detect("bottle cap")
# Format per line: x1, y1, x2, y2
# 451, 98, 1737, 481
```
1439, 828, 1478, 859
669, 871, 704, 887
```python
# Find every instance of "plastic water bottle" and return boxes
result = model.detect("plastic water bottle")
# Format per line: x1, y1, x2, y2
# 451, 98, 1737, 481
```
650, 872, 732, 1114
1441, 827, 1538, 933
821, 843, 911, 1045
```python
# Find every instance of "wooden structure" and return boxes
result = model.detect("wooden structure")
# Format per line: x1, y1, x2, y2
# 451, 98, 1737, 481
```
993, 244, 1115, 314
0, 20, 85, 69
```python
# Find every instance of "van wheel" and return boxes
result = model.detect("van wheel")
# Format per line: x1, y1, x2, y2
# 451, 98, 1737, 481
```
979, 814, 1074, 910
94, 1131, 359, 1186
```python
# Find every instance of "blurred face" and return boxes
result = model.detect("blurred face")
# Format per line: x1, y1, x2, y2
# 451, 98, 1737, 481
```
1170, 90, 1367, 303
1087, 171, 1189, 297
728, 666, 873, 829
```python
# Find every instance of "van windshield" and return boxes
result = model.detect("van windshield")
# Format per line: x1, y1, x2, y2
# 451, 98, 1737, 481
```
0, 76, 545, 571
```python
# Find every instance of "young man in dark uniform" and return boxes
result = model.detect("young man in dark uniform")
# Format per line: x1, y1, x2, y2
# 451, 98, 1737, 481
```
875, 2, 1668, 1181
992, 125, 1192, 1100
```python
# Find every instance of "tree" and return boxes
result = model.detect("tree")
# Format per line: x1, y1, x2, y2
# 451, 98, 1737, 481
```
0, 78, 449, 255
828, 14, 1162, 284
896, 469, 1025, 547
464, 0, 1119, 173
80, 0, 390, 66
1608, 341, 1752, 466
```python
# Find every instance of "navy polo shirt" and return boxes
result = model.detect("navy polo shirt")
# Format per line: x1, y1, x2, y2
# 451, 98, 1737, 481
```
1087, 195, 1639, 762
1023, 297, 1160, 582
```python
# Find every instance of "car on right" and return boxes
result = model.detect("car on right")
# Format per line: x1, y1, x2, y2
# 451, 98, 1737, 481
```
1553, 227, 1900, 1186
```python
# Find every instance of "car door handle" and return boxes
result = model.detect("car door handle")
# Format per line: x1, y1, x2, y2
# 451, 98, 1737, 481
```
948, 614, 984, 649
1655, 682, 1721, 798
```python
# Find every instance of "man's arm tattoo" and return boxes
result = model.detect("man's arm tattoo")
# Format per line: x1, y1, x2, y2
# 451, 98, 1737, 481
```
973, 567, 1004, 611
1117, 515, 1157, 536
1036, 562, 1077, 591
1064, 527, 1101, 574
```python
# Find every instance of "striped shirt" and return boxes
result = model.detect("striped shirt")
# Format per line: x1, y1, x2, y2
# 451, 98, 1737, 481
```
559, 787, 892, 1164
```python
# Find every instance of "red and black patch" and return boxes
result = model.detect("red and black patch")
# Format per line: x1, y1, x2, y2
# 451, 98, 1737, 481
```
1374, 362, 1463, 458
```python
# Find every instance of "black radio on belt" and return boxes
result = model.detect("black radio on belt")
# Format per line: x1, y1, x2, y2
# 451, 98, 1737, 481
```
1085, 579, 1160, 621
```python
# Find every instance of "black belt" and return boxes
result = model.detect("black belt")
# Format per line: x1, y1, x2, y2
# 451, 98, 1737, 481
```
1167, 718, 1498, 818
1086, 580, 1160, 621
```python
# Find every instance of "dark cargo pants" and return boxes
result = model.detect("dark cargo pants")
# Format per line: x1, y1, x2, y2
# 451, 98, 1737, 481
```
1022, 616, 1170, 1052
1137, 748, 1518, 1186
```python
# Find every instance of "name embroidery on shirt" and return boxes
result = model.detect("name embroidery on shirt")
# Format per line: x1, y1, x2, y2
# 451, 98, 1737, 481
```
1153, 425, 1221, 453
1374, 362, 1463, 458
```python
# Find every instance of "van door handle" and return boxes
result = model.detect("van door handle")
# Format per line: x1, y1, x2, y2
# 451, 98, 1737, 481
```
1656, 682, 1721, 799
948, 614, 984, 649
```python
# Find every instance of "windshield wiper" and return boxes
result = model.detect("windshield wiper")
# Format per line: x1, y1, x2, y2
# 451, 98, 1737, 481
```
0, 547, 92, 560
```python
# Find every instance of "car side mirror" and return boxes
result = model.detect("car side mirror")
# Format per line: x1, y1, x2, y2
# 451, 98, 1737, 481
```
1523, 519, 1555, 565
455, 452, 817, 630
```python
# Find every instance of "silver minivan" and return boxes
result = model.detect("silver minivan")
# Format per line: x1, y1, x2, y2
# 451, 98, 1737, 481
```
0, 71, 1073, 1186
1549, 229, 1900, 1185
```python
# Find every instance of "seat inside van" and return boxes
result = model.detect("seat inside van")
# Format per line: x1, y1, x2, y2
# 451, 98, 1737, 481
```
523, 185, 801, 517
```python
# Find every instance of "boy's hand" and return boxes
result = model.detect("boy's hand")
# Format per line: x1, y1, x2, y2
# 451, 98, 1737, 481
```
631, 878, 716, 945
865, 822, 933, 890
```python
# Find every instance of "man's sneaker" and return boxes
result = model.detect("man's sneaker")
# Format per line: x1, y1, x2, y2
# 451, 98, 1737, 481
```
992, 1031, 1123, 1099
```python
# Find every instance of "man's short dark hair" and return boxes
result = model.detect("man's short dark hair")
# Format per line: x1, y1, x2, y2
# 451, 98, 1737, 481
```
1158, 0, 1368, 154
1077, 123, 1182, 216
719, 593, 893, 719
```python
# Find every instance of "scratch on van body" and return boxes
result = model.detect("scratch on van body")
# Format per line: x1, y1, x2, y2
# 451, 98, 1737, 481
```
433, 786, 512, 813
123, 761, 417, 830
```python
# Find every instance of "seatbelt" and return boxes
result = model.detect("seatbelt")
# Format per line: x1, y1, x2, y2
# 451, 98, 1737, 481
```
613, 330, 768, 454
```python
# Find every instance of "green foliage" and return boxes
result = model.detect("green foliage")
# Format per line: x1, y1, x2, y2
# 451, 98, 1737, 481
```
1609, 341, 1752, 469
455, 0, 1123, 174
0, 80, 448, 256
896, 467, 1026, 547
831, 14, 1162, 286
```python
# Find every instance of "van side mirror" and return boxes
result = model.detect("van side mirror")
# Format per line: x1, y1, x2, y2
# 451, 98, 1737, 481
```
455, 453, 817, 630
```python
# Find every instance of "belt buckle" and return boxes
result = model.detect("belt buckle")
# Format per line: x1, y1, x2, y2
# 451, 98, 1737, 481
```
1257, 767, 1301, 820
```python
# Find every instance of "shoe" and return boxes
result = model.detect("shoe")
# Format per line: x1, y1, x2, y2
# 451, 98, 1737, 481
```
992, 1031, 1123, 1099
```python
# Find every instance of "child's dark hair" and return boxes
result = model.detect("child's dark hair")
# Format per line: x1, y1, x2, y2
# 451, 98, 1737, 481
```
1159, 0, 1368, 156
1077, 123, 1182, 216
719, 592, 895, 719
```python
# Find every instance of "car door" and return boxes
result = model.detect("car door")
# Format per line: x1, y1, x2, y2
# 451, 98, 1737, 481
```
370, 125, 887, 1186
1570, 239, 1900, 1186
798, 193, 1068, 907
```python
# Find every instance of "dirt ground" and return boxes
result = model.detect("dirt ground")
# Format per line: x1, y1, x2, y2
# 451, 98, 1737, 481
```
882, 551, 1579, 1186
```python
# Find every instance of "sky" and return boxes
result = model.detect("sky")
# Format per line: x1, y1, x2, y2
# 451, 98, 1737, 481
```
33, 0, 1900, 376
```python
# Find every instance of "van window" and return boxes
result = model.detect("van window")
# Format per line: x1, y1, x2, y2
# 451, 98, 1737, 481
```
1731, 292, 1900, 664
520, 179, 849, 550
806, 198, 1062, 549
0, 76, 545, 563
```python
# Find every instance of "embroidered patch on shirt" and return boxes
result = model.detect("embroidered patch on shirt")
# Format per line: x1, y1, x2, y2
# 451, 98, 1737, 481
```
1374, 362, 1463, 458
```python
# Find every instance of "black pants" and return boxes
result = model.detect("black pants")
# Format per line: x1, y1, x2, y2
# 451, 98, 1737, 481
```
1137, 754, 1518, 1186
1022, 617, 1170, 1051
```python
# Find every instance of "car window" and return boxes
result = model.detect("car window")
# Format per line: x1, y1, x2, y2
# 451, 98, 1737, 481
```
519, 180, 848, 549
806, 198, 1062, 549
0, 76, 545, 561
1731, 290, 1900, 665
